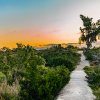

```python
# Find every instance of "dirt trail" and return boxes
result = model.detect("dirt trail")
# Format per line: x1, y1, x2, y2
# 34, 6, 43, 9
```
56, 51, 96, 100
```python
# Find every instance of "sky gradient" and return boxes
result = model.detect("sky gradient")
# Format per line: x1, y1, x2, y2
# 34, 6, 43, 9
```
0, 0, 100, 48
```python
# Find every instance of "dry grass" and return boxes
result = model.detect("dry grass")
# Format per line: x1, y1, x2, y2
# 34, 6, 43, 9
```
0, 80, 20, 100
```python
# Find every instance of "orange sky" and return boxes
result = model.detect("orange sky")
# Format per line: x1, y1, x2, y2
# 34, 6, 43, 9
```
0, 30, 79, 48
0, 0, 99, 48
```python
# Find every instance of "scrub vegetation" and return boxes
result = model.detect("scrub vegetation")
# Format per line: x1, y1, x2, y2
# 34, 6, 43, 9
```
0, 44, 80, 100
84, 48, 100, 100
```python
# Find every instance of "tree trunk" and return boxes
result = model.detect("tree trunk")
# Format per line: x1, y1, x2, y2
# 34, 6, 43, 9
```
86, 38, 91, 49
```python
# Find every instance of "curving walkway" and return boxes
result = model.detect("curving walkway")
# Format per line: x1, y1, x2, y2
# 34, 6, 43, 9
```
56, 51, 96, 100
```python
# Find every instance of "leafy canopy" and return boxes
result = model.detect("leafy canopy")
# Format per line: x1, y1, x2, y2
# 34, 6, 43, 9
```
79, 15, 100, 48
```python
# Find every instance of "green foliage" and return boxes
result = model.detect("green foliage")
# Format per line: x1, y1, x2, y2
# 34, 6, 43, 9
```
20, 66, 70, 100
84, 49, 94, 61
38, 46, 80, 71
0, 44, 80, 100
79, 15, 100, 48
84, 66, 100, 100
84, 48, 100, 100
0, 72, 6, 82
0, 44, 45, 99
20, 46, 79, 100
84, 48, 100, 63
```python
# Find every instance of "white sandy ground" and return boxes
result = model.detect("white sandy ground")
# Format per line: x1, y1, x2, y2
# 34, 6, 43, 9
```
56, 51, 96, 100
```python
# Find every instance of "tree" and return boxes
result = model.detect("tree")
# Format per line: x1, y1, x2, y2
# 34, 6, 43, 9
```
79, 15, 100, 49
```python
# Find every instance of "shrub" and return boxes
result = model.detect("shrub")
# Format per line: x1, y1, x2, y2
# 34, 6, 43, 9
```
38, 46, 80, 71
20, 66, 70, 100
84, 48, 100, 62
84, 66, 100, 100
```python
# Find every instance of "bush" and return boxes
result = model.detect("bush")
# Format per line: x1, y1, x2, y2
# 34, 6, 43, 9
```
84, 48, 100, 61
20, 66, 70, 100
84, 66, 100, 100
38, 46, 80, 71
84, 48, 100, 100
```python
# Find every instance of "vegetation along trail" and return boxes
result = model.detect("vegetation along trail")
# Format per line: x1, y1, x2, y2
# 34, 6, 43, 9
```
56, 51, 96, 100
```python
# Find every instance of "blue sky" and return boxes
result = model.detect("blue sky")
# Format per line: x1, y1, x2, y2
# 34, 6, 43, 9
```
0, 0, 100, 47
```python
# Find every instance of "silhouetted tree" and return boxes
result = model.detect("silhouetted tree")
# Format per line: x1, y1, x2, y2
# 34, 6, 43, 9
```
79, 15, 100, 49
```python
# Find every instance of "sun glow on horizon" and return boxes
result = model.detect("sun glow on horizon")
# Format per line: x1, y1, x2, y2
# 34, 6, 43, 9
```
0, 31, 80, 48
0, 0, 100, 48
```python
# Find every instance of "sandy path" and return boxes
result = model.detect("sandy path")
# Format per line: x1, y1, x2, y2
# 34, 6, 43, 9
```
56, 51, 96, 100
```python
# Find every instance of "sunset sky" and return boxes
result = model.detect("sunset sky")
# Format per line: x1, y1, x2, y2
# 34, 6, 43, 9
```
0, 0, 100, 48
